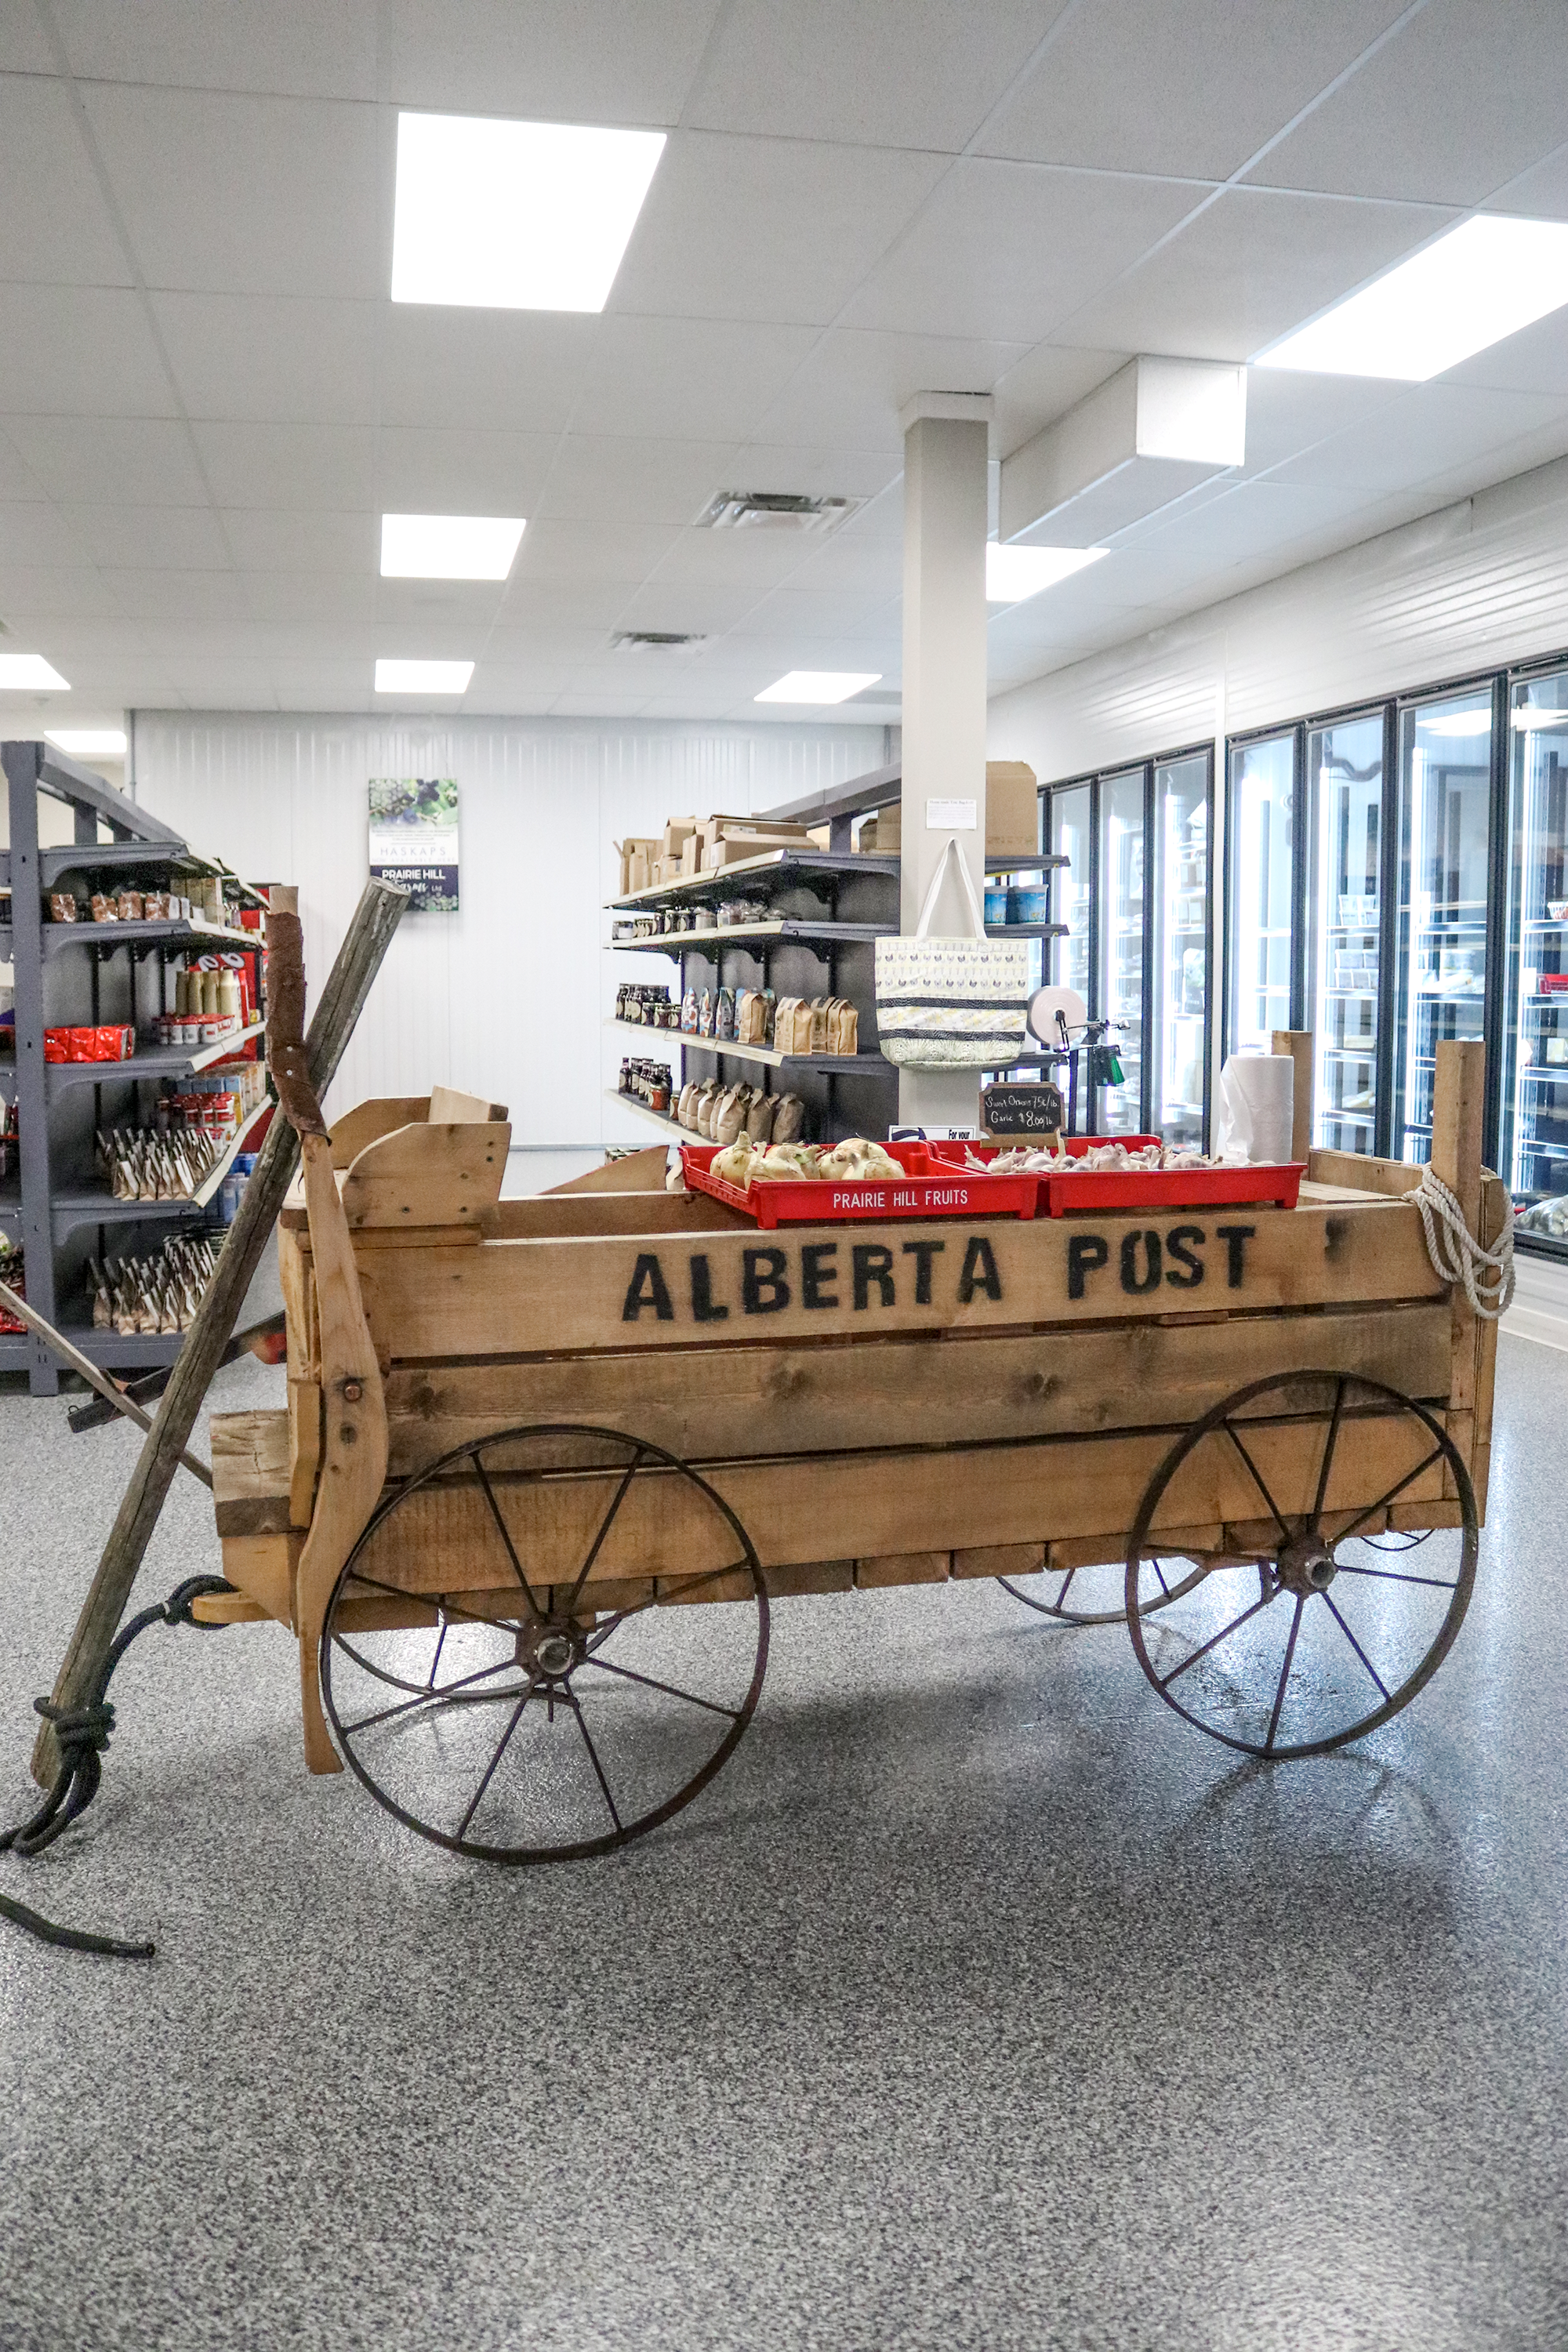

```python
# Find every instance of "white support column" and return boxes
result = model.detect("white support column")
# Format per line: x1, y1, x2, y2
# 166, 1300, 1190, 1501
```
898, 391, 992, 1131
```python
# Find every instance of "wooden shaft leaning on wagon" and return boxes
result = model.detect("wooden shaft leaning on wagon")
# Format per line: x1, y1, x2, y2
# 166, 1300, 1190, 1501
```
31, 877, 409, 1790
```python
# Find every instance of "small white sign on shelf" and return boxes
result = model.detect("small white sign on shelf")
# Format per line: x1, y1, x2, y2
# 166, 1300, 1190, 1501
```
925, 797, 977, 830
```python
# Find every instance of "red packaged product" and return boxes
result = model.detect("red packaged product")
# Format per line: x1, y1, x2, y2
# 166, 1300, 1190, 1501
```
42, 1029, 67, 1063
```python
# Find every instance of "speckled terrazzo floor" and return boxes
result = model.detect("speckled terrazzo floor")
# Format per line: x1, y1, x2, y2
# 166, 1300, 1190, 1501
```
2, 1338, 1567, 2352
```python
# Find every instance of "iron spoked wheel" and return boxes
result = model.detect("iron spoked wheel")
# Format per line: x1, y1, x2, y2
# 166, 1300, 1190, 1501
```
320, 1425, 768, 1864
1000, 1552, 1209, 1626
1125, 1371, 1478, 1760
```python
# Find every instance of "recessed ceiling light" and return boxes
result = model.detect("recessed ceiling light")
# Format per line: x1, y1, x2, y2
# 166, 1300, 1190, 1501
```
986, 544, 1106, 604
391, 111, 665, 312
374, 659, 474, 694
1513, 706, 1568, 731
0, 654, 69, 690
47, 728, 127, 755
755, 671, 882, 705
381, 514, 525, 580
1418, 710, 1491, 738
1256, 214, 1568, 381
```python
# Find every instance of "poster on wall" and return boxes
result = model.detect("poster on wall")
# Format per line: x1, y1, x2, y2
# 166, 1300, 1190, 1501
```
368, 779, 460, 911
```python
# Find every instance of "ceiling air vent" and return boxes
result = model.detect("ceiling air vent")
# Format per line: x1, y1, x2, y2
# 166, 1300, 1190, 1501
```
612, 630, 706, 652
697, 491, 862, 534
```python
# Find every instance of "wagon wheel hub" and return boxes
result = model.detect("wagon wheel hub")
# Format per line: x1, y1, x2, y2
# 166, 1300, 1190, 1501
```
1275, 1531, 1338, 1598
517, 1623, 580, 1681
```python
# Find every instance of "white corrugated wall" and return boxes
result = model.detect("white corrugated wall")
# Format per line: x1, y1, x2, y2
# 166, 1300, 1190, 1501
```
130, 713, 883, 1142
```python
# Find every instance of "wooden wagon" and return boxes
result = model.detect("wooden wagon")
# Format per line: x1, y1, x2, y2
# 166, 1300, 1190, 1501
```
205, 1027, 1502, 1863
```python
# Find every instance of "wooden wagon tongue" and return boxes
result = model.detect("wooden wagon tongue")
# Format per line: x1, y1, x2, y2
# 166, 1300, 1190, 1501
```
266, 889, 388, 1776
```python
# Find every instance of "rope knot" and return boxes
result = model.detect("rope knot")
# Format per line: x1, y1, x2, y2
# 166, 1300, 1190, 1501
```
1406, 1166, 1515, 1321
32, 1696, 116, 1760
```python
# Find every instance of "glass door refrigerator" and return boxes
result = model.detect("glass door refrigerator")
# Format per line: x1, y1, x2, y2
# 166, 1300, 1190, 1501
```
1227, 730, 1299, 1057
1149, 750, 1212, 1150
1095, 767, 1149, 1134
1307, 710, 1386, 1155
1391, 690, 1497, 1165
1501, 666, 1568, 1255
1047, 780, 1093, 1006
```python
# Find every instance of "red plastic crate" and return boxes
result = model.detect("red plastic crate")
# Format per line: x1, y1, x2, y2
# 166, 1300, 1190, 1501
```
927, 1138, 1303, 1218
681, 1140, 1043, 1227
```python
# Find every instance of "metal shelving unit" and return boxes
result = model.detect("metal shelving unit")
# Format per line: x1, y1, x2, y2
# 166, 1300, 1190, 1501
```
1, 739, 270, 1394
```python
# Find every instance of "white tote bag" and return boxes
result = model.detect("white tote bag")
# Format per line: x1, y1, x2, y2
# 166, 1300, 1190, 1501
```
875, 837, 1029, 1069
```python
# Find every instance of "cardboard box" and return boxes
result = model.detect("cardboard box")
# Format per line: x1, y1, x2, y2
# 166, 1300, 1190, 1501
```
681, 834, 702, 875
985, 762, 1039, 858
662, 817, 698, 858
615, 836, 659, 895
867, 801, 901, 851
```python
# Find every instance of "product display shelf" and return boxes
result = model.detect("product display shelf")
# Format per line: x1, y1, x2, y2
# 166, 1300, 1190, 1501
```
605, 1018, 885, 1075
1, 738, 273, 1394
607, 829, 902, 1149
604, 1089, 686, 1139
43, 1018, 267, 1098
52, 1326, 187, 1367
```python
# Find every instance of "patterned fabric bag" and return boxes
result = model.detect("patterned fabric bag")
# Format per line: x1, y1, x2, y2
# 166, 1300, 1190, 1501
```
875, 837, 1029, 1069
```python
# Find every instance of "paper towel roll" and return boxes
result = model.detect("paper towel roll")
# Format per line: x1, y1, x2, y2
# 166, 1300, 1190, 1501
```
1216, 1054, 1294, 1165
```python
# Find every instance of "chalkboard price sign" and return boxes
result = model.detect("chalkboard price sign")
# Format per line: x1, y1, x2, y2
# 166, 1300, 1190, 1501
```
981, 1080, 1064, 1140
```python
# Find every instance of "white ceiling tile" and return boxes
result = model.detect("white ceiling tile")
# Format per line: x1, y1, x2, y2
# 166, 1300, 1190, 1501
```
495, 578, 643, 629
982, 0, 1409, 180
1237, 368, 1405, 476
843, 161, 1200, 345
510, 517, 681, 583
0, 286, 177, 416
535, 435, 741, 526
769, 532, 903, 596
1445, 307, 1568, 401
0, 7, 56, 71
2, 416, 208, 503
53, 0, 379, 98
0, 566, 122, 619
474, 626, 611, 665
729, 586, 900, 639
376, 0, 723, 125
608, 585, 764, 634
191, 422, 376, 508
645, 528, 831, 593
0, 74, 131, 285
82, 85, 385, 299
373, 578, 505, 629
56, 503, 232, 568
373, 426, 561, 514
248, 572, 379, 622
100, 568, 249, 621
549, 693, 654, 718
376, 309, 595, 434
151, 293, 380, 423
1247, 0, 1568, 205
728, 445, 903, 503
0, 503, 93, 565
1484, 143, 1568, 223
1060, 187, 1457, 361
689, 0, 1070, 151
1261, 383, 1568, 495
220, 508, 376, 572
991, 345, 1133, 459
752, 328, 1031, 453
568, 318, 820, 441
0, 427, 47, 501
611, 132, 946, 328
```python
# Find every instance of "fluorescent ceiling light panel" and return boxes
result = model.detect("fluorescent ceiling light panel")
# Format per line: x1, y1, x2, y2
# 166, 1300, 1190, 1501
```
374, 659, 474, 694
391, 111, 665, 311
1419, 710, 1491, 738
380, 514, 525, 579
47, 728, 126, 754
1514, 706, 1568, 730
1257, 215, 1568, 381
755, 671, 881, 705
0, 655, 69, 690
986, 544, 1105, 604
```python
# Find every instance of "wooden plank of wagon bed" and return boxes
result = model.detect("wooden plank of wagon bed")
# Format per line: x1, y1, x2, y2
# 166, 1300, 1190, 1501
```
352, 1196, 1443, 1363
377, 1300, 1453, 1476
343, 1409, 1449, 1589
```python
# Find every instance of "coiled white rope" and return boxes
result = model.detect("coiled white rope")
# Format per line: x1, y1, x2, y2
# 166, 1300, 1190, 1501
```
1407, 1164, 1515, 1320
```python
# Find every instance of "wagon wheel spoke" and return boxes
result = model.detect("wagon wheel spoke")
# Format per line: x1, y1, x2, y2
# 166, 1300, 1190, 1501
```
1310, 1378, 1347, 1529
340, 1568, 525, 1640
1221, 1421, 1292, 1543
1333, 1560, 1459, 1592
473, 1450, 546, 1617
341, 1654, 519, 1738
456, 1683, 538, 1840
1055, 1566, 1077, 1605
566, 1694, 623, 1833
583, 1653, 744, 1723
581, 1559, 753, 1653
1156, 1591, 1276, 1692
1264, 1596, 1305, 1754
562, 1448, 646, 1614
1322, 1592, 1391, 1702
1333, 1446, 1446, 1546
425, 1613, 448, 1690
